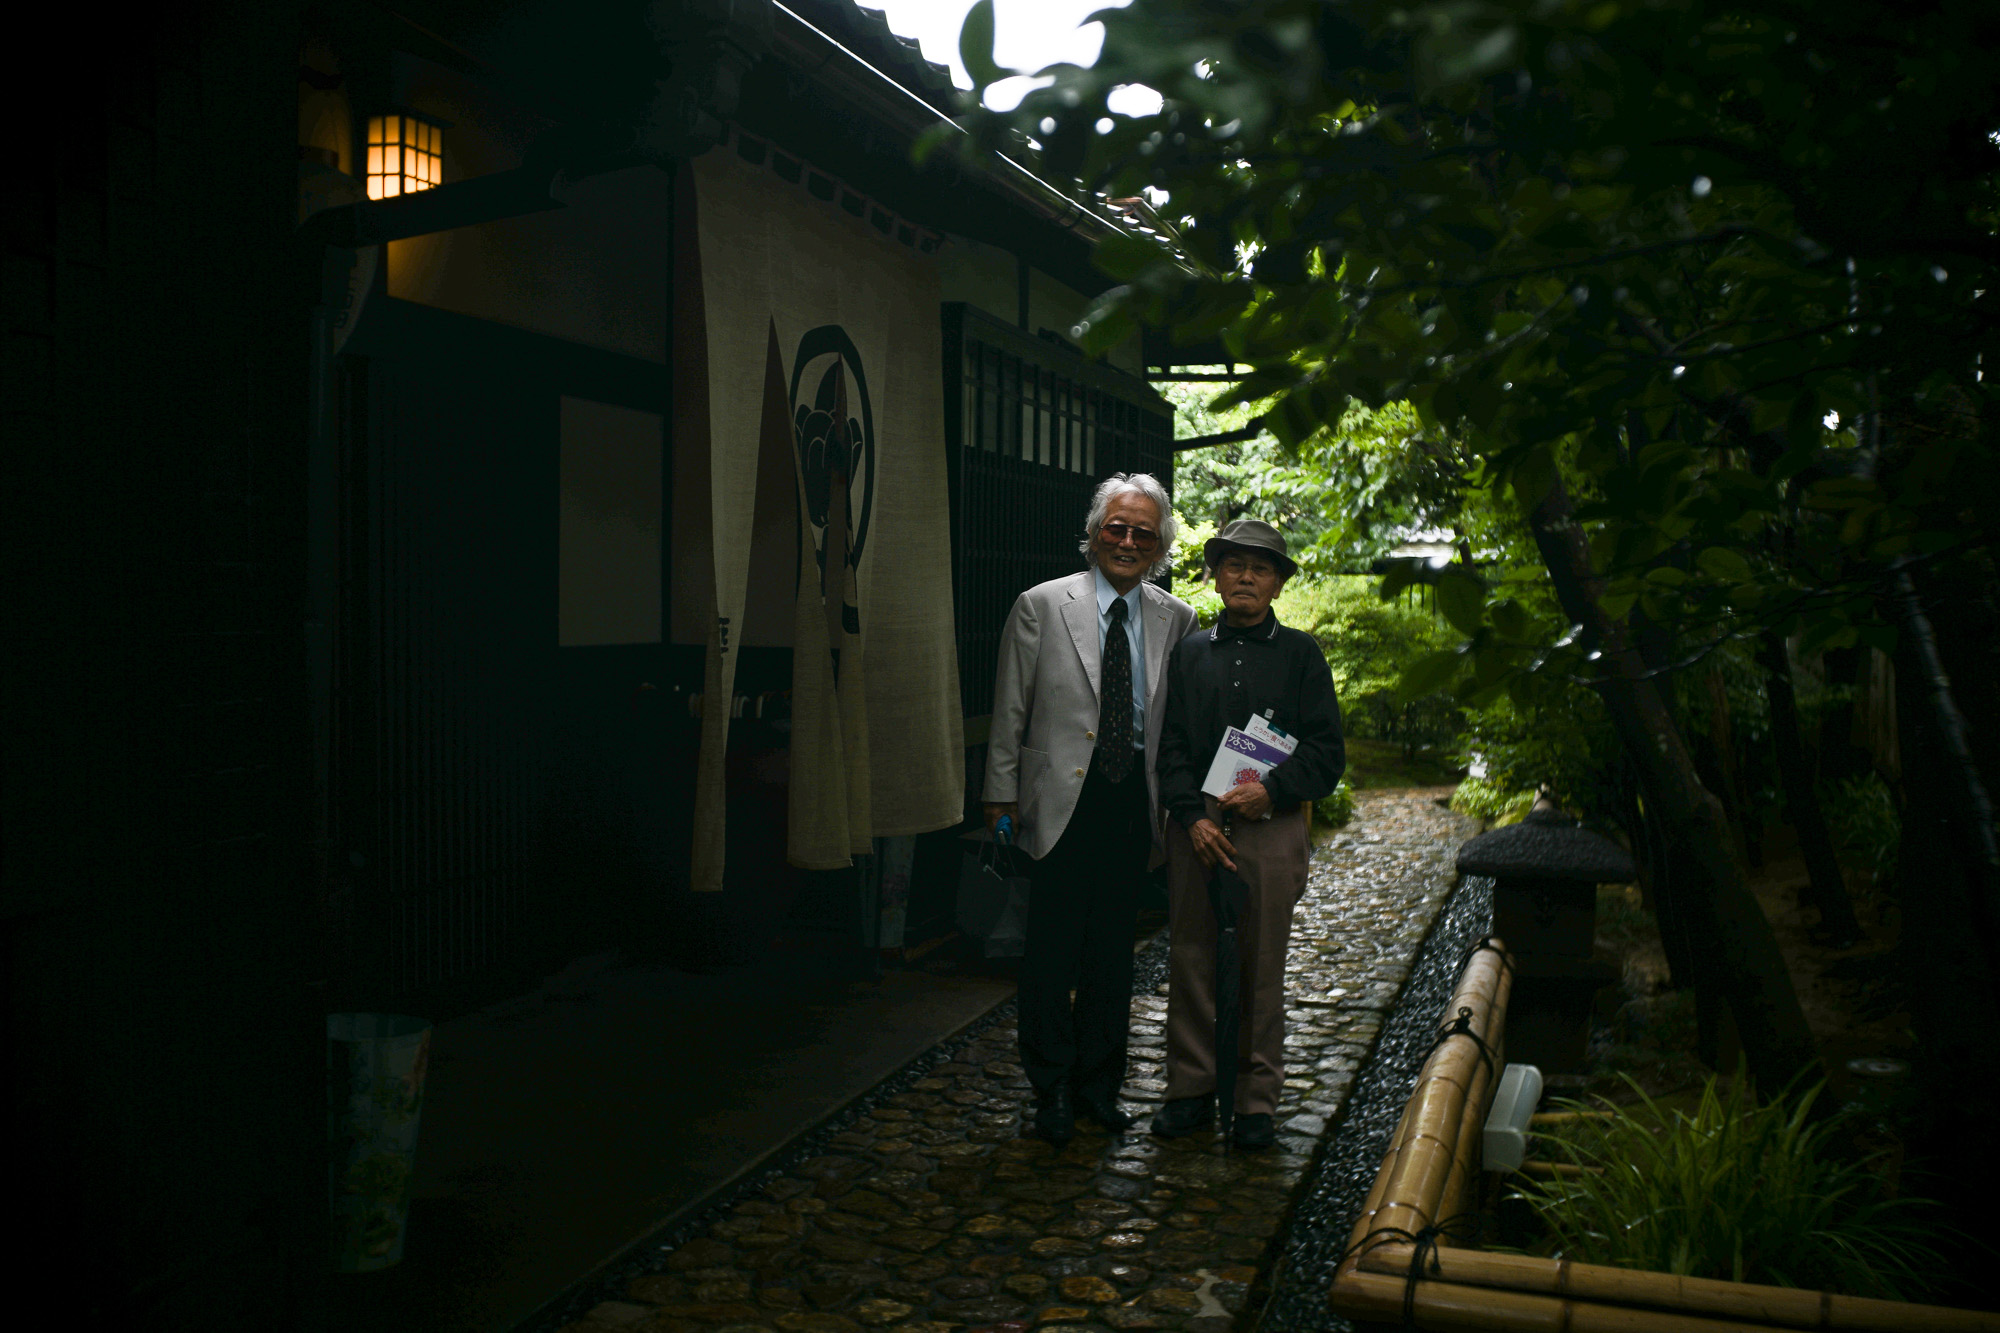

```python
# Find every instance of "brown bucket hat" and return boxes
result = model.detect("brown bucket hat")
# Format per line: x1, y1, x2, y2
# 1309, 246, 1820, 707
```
1202, 518, 1297, 578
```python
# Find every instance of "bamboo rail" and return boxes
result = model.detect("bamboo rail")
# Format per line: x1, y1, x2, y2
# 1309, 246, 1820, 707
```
1342, 940, 1513, 1252
1436, 1019, 1503, 1228
1516, 1159, 1598, 1179
1334, 1266, 1789, 1333
1529, 1108, 1619, 1125
1353, 1246, 2000, 1333
1328, 938, 1999, 1333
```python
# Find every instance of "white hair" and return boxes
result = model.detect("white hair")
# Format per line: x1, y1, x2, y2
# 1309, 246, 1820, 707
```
1079, 472, 1177, 579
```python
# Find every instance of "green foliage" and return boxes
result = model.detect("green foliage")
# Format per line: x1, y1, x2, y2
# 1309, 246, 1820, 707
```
1819, 772, 1902, 886
1171, 537, 1469, 756
1453, 688, 1631, 832
1516, 1074, 1956, 1299
1168, 506, 1223, 622
1449, 775, 1534, 826
959, 3, 1998, 1018
1166, 380, 1474, 572
1314, 778, 1355, 828
953, 0, 1997, 750
1305, 579, 1462, 760
1341, 737, 1463, 790
1279, 576, 1457, 707
1164, 382, 1344, 568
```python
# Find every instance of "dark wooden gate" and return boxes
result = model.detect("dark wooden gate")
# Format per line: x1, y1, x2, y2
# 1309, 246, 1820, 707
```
943, 303, 1177, 723
901, 304, 1175, 945
331, 297, 674, 1014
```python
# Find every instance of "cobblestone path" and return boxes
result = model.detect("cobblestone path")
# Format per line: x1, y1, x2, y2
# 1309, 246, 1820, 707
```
554, 789, 1478, 1333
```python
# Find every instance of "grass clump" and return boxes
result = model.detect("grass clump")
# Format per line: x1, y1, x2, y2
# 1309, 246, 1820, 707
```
1514, 1072, 1953, 1300
1314, 778, 1355, 829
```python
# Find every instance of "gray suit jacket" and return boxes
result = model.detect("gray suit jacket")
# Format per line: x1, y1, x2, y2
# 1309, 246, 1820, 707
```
982, 570, 1200, 861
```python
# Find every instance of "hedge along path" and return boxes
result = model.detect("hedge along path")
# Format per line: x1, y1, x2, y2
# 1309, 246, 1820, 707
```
556, 788, 1480, 1333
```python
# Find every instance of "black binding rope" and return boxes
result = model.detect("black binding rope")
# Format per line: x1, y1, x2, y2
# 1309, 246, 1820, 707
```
1326, 1214, 1484, 1330
1420, 1004, 1498, 1089
1401, 1220, 1456, 1330
1456, 932, 1514, 978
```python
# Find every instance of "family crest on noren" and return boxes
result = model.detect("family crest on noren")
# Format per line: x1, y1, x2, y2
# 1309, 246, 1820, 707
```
982, 472, 1346, 1152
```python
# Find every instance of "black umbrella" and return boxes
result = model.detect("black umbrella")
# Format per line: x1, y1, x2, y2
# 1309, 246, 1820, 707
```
1209, 815, 1252, 1147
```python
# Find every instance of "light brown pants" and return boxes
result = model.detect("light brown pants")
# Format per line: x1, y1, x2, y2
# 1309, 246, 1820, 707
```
1163, 798, 1310, 1116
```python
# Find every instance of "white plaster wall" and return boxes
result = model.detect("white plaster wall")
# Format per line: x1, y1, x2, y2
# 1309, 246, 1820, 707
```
383, 54, 668, 365
937, 234, 1019, 326
938, 233, 1145, 376
559, 397, 664, 646
387, 166, 672, 365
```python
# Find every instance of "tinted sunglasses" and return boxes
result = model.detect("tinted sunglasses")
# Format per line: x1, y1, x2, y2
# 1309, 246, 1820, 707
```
1099, 521, 1160, 550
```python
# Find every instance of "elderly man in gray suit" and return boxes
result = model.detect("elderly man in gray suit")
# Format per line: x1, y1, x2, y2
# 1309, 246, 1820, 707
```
983, 473, 1199, 1147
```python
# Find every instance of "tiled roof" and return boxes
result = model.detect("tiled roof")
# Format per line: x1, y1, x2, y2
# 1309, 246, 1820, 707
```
783, 0, 959, 111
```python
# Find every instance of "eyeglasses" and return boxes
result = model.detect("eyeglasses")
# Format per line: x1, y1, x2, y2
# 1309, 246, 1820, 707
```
1098, 522, 1160, 550
1218, 554, 1278, 577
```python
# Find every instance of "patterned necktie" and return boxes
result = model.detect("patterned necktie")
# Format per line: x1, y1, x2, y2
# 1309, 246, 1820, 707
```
1098, 597, 1135, 783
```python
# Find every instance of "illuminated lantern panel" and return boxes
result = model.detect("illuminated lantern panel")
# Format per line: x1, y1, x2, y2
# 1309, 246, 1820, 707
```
366, 115, 442, 199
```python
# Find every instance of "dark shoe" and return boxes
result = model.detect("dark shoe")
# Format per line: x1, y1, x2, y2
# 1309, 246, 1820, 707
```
1032, 1086, 1075, 1147
1232, 1113, 1275, 1151
1149, 1095, 1215, 1139
1074, 1088, 1135, 1132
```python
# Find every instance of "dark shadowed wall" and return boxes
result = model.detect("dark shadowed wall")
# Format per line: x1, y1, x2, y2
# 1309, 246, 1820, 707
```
2, 4, 321, 1325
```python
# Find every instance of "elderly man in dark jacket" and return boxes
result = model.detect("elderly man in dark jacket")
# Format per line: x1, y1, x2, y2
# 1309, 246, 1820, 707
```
1151, 519, 1345, 1149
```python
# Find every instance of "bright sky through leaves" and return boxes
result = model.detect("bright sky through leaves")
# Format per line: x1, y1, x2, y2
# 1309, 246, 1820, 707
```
865, 0, 1161, 114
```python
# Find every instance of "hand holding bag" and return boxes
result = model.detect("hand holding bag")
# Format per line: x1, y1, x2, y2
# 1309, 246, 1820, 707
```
956, 835, 1032, 958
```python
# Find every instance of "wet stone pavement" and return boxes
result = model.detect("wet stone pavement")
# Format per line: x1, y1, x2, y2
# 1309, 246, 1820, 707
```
551, 789, 1478, 1333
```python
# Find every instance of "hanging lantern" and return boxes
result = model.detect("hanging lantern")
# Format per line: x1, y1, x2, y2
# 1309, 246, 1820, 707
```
365, 113, 443, 200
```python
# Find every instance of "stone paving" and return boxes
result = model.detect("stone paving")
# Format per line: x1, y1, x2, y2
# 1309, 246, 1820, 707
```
555, 789, 1478, 1333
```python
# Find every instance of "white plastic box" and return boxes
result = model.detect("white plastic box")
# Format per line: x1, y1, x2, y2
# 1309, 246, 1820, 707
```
1482, 1062, 1544, 1172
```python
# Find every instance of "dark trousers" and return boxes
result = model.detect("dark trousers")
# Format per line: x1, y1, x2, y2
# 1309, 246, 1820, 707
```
1019, 751, 1150, 1103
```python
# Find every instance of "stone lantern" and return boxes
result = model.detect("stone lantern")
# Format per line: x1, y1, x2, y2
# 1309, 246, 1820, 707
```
1456, 804, 1635, 1073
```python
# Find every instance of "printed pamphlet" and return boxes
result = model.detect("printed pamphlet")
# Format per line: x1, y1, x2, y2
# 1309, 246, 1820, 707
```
1200, 716, 1298, 799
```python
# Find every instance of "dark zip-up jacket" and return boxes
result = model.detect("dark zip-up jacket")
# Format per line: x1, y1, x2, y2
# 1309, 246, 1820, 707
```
1156, 610, 1346, 830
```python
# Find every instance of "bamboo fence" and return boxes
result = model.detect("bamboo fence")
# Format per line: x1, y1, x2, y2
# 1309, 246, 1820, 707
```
1351, 1245, 1999, 1332
1327, 939, 1999, 1333
1341, 939, 1513, 1250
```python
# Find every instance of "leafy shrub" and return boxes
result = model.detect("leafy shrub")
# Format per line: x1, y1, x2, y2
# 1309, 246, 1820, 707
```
1314, 778, 1355, 828
1277, 575, 1461, 713
1354, 689, 1463, 756
1514, 1073, 1954, 1300
1818, 772, 1901, 885
1169, 510, 1225, 624
1453, 690, 1632, 832
1450, 775, 1535, 826
1170, 518, 1465, 759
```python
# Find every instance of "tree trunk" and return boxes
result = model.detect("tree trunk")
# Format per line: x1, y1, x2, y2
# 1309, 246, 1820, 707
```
1703, 665, 1761, 867
1527, 480, 1822, 1088
1756, 631, 1862, 946
1815, 647, 1871, 785
1610, 773, 1702, 994
1886, 562, 2000, 958
1892, 630, 2000, 1243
